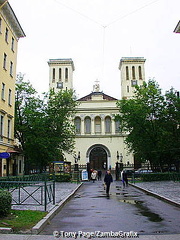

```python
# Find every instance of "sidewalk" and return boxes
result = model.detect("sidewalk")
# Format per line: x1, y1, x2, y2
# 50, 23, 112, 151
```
130, 180, 180, 207
0, 180, 179, 240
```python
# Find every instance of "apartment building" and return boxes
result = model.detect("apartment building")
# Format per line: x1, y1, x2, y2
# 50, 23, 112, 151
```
0, 0, 25, 176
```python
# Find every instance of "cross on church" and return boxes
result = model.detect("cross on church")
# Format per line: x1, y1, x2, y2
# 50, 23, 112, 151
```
93, 79, 100, 92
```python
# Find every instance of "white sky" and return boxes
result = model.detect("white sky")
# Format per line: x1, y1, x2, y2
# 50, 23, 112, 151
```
9, 0, 180, 99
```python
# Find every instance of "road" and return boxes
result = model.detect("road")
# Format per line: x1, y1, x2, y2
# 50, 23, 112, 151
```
40, 179, 180, 236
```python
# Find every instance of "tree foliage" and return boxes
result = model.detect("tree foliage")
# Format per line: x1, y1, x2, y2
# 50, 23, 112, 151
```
116, 79, 180, 171
15, 75, 78, 173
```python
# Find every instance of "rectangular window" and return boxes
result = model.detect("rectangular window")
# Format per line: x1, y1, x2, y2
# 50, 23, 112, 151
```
65, 68, 68, 80
10, 61, 13, 76
11, 37, 14, 51
8, 89, 12, 105
1, 83, 5, 100
59, 68, 62, 80
5, 27, 8, 42
3, 53, 7, 69
126, 66, 129, 80
7, 119, 11, 142
127, 86, 129, 93
52, 68, 55, 81
0, 115, 4, 141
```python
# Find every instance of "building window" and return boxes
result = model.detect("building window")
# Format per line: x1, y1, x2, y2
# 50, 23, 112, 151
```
1, 83, 5, 100
7, 119, 11, 142
3, 53, 7, 69
139, 66, 142, 79
95, 116, 101, 133
65, 68, 68, 81
132, 66, 135, 79
11, 37, 14, 51
127, 86, 129, 93
126, 66, 129, 80
115, 120, 121, 133
85, 117, 91, 134
52, 68, 55, 82
74, 117, 81, 134
0, 115, 4, 141
105, 116, 111, 133
59, 68, 62, 80
5, 27, 8, 42
10, 61, 13, 76
8, 89, 12, 105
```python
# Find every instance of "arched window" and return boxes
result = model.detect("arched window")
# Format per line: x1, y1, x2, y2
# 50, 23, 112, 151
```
59, 68, 62, 80
138, 66, 142, 79
65, 68, 68, 80
105, 116, 111, 133
126, 66, 129, 80
132, 66, 135, 79
95, 116, 101, 133
74, 117, 81, 134
85, 117, 91, 134
115, 120, 121, 133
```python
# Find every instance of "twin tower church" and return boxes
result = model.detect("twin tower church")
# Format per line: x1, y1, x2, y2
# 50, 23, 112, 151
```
48, 57, 146, 171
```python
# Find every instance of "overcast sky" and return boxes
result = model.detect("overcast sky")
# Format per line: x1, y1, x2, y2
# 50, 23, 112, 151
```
9, 0, 180, 99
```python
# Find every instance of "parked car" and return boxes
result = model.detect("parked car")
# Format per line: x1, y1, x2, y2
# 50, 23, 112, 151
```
135, 168, 153, 174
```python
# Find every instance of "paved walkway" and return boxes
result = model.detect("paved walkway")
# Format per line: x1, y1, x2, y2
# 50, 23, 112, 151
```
0, 180, 179, 240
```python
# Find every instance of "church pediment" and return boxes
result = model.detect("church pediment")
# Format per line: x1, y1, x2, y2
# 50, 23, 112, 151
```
77, 92, 117, 101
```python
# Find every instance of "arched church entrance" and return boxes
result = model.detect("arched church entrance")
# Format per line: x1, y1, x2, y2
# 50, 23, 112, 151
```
89, 147, 107, 170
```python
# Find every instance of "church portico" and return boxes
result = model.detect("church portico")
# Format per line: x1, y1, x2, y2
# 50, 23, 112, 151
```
86, 144, 110, 170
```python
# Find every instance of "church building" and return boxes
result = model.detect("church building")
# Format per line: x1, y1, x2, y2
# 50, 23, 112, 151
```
48, 57, 146, 171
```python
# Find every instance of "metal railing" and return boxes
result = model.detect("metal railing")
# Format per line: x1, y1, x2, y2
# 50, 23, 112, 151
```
0, 180, 55, 211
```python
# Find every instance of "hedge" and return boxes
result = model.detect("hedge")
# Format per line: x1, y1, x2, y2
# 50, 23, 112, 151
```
0, 190, 12, 216
140, 173, 180, 182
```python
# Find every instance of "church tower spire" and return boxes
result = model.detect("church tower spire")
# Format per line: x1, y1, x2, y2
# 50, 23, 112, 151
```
119, 57, 146, 99
48, 58, 75, 93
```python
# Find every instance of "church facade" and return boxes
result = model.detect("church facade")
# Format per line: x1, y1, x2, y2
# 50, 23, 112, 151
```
48, 57, 146, 171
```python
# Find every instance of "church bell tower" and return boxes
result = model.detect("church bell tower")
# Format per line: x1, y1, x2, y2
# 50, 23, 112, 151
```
48, 58, 75, 93
119, 57, 146, 99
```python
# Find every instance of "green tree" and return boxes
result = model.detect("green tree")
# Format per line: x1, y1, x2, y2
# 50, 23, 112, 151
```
116, 79, 180, 171
15, 75, 78, 173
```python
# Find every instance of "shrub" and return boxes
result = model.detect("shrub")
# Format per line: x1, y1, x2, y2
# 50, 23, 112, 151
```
140, 172, 180, 182
54, 174, 71, 182
0, 190, 12, 216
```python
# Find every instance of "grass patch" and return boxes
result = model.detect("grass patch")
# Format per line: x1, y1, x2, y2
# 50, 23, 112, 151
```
0, 209, 47, 232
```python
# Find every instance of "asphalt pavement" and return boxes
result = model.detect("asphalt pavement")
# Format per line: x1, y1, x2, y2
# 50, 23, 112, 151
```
0, 180, 179, 240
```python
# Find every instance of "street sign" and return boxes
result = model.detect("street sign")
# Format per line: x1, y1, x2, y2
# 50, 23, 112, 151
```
0, 152, 10, 158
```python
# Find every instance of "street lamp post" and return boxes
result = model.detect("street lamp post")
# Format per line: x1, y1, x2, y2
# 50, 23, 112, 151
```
73, 151, 80, 181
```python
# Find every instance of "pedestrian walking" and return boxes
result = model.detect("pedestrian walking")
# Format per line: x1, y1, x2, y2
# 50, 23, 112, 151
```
121, 170, 128, 187
91, 170, 97, 183
97, 170, 102, 180
104, 170, 113, 196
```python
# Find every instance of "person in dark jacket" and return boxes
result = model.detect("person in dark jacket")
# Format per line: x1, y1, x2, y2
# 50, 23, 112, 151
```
104, 170, 113, 196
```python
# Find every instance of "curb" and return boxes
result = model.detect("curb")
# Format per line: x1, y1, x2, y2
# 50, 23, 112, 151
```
130, 183, 180, 208
31, 182, 83, 234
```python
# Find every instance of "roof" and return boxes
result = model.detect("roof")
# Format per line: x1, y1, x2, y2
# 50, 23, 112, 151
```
78, 92, 118, 101
47, 58, 75, 71
0, 0, 26, 38
174, 20, 180, 33
119, 57, 146, 69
